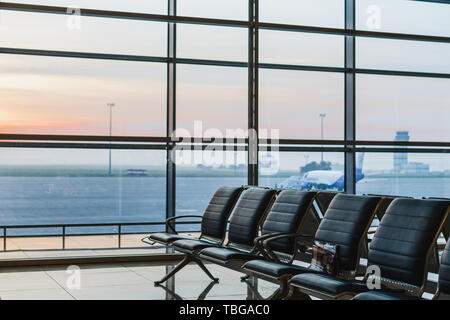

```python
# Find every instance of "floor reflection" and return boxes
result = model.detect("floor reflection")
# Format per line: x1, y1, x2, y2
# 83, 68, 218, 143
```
156, 264, 275, 300
0, 261, 282, 300
156, 281, 217, 300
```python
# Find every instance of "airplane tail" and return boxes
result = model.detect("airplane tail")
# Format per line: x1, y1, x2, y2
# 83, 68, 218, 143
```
356, 152, 365, 173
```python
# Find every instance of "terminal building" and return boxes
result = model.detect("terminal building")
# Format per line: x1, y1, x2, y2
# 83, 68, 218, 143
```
0, 0, 448, 302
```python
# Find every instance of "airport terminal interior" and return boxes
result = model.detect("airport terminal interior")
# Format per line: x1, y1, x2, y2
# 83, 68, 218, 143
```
0, 0, 449, 301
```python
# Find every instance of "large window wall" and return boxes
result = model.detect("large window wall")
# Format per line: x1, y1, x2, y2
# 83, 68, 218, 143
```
0, 0, 449, 241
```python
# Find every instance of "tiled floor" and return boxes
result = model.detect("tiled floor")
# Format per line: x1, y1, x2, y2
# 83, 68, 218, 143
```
0, 231, 442, 300
0, 262, 280, 300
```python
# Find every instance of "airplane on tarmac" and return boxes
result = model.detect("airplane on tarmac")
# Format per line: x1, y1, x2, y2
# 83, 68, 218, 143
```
278, 153, 365, 191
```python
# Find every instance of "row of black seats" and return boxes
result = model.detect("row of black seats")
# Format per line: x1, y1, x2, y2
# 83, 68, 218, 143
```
142, 186, 450, 300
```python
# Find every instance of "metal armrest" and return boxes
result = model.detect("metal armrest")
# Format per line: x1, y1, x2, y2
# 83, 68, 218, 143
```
253, 232, 286, 246
260, 233, 315, 263
251, 232, 288, 260
141, 237, 156, 245
262, 233, 314, 248
165, 215, 203, 234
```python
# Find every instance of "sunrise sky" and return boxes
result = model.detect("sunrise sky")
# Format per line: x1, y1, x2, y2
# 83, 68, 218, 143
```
0, 0, 448, 169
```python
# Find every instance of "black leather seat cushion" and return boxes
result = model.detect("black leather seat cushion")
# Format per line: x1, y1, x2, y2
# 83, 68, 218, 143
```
439, 239, 450, 295
149, 233, 187, 244
227, 188, 277, 247
314, 194, 381, 271
172, 239, 219, 253
289, 273, 367, 296
260, 190, 316, 254
200, 247, 264, 262
201, 186, 243, 239
147, 186, 242, 247
368, 198, 449, 287
287, 199, 449, 299
242, 194, 379, 282
243, 260, 312, 278
353, 291, 421, 300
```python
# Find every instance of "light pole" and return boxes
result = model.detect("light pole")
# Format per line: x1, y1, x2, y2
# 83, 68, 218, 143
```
319, 113, 326, 163
107, 103, 115, 176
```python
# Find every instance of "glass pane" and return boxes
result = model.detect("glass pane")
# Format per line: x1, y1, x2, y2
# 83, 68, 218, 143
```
356, 37, 450, 74
356, 74, 450, 142
259, 151, 345, 191
259, 69, 344, 140
177, 24, 247, 62
260, 30, 344, 67
6, 227, 61, 237
0, 54, 166, 136
0, 11, 166, 56
177, 0, 248, 20
3, 0, 167, 14
356, 0, 450, 37
356, 152, 450, 198
0, 149, 166, 231
176, 64, 248, 138
176, 149, 247, 230
259, 0, 344, 28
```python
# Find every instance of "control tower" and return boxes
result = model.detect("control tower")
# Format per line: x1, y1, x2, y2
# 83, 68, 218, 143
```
393, 131, 409, 173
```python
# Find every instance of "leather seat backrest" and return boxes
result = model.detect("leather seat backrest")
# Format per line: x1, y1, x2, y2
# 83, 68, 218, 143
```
228, 188, 276, 247
315, 191, 339, 216
375, 197, 397, 221
438, 240, 450, 295
201, 186, 243, 240
261, 190, 316, 254
425, 198, 450, 240
315, 194, 381, 271
368, 199, 449, 287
